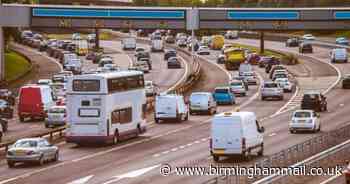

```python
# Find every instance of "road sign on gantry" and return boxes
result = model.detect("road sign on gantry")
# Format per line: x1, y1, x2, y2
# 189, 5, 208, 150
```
30, 6, 188, 29
199, 8, 350, 30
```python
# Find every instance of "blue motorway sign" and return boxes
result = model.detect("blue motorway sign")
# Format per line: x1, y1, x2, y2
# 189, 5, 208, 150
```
334, 11, 350, 20
227, 11, 299, 20
32, 8, 185, 19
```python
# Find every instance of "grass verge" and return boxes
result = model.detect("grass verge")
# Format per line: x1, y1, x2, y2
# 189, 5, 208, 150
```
4, 51, 31, 82
45, 32, 113, 40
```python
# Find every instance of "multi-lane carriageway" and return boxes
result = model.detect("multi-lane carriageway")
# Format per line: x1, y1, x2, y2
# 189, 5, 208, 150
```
0, 33, 349, 184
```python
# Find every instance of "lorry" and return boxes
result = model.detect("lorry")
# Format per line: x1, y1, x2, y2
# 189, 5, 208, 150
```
122, 37, 136, 50
73, 40, 88, 56
224, 47, 246, 70
210, 35, 225, 50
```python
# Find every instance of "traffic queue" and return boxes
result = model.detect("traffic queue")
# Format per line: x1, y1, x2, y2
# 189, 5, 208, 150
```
2, 28, 338, 168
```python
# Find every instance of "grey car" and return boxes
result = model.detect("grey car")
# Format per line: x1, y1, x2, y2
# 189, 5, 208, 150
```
6, 138, 59, 168
46, 106, 66, 128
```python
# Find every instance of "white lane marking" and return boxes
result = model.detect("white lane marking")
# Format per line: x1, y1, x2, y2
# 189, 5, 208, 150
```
164, 55, 189, 94
67, 175, 94, 184
171, 148, 178, 152
340, 103, 345, 107
268, 133, 277, 137
187, 143, 193, 146
162, 151, 170, 154
153, 154, 160, 157
319, 173, 343, 184
272, 86, 300, 117
102, 165, 160, 184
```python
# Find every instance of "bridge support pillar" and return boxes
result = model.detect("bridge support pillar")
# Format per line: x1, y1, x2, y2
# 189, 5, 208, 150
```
259, 31, 265, 54
95, 28, 100, 51
0, 26, 4, 81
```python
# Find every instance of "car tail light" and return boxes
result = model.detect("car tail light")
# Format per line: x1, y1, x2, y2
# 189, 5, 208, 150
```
242, 138, 246, 150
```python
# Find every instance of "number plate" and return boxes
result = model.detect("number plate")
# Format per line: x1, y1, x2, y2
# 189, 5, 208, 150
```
213, 149, 225, 154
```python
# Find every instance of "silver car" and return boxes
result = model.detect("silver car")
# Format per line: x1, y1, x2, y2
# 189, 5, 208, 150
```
261, 81, 284, 100
6, 138, 59, 168
46, 106, 66, 128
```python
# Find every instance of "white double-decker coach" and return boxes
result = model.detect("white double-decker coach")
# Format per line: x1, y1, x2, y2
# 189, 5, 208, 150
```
66, 71, 147, 144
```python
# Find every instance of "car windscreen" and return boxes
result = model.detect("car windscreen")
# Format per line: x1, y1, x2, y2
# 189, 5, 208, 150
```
303, 94, 319, 100
274, 74, 287, 78
230, 82, 242, 86
190, 94, 209, 102
215, 88, 229, 93
14, 140, 38, 148
264, 83, 278, 88
294, 111, 311, 118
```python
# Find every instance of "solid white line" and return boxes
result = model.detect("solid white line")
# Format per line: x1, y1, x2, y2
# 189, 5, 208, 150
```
319, 173, 342, 184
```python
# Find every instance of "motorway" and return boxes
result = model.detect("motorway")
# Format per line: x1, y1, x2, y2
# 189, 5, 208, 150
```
0, 34, 350, 184
0, 33, 344, 184
1, 39, 186, 149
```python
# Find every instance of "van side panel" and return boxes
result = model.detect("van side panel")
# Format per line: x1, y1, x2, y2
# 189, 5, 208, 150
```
18, 87, 44, 117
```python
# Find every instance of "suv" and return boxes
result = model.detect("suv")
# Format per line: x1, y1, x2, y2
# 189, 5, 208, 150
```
301, 92, 327, 112
285, 37, 300, 47
299, 42, 313, 53
261, 81, 283, 100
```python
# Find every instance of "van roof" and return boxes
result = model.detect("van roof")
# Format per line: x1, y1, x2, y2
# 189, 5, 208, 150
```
214, 111, 255, 120
191, 92, 211, 96
21, 84, 51, 89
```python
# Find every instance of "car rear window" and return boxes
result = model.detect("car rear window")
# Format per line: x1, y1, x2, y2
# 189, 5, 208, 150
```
264, 83, 278, 88
49, 108, 66, 113
14, 140, 38, 148
215, 88, 229, 93
294, 111, 311, 118
303, 94, 319, 99
190, 94, 209, 102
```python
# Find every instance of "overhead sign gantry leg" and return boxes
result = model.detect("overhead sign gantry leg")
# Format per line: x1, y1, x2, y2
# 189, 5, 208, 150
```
0, 26, 4, 82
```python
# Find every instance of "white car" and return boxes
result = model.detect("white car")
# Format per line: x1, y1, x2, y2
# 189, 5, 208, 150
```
145, 81, 156, 97
37, 79, 52, 86
289, 110, 321, 133
87, 34, 96, 42
101, 64, 119, 72
240, 71, 257, 85
302, 34, 315, 41
189, 92, 217, 115
72, 33, 82, 40
197, 46, 210, 55
275, 78, 293, 92
229, 80, 247, 96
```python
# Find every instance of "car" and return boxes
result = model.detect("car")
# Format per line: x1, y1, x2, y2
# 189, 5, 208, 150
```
301, 92, 327, 112
269, 65, 286, 79
289, 110, 321, 133
335, 37, 349, 45
72, 33, 82, 40
261, 81, 283, 100
134, 60, 150, 73
232, 76, 249, 91
210, 111, 264, 162
272, 72, 288, 81
275, 78, 293, 92
137, 29, 148, 37
101, 64, 119, 72
176, 39, 187, 47
213, 87, 235, 105
164, 49, 177, 61
138, 57, 152, 70
302, 34, 316, 41
0, 89, 15, 106
285, 37, 300, 47
122, 37, 136, 50
0, 118, 8, 132
224, 30, 238, 39
299, 42, 313, 53
37, 79, 52, 86
188, 42, 200, 52
154, 94, 188, 123
167, 57, 181, 69
145, 81, 156, 97
247, 53, 261, 65
46, 106, 66, 128
189, 92, 217, 115
98, 57, 113, 67
342, 74, 350, 89
330, 48, 348, 63
217, 54, 226, 64
240, 71, 257, 85
92, 53, 104, 64
87, 34, 96, 43
0, 100, 13, 119
197, 46, 210, 55
229, 80, 247, 96
6, 138, 59, 167
165, 35, 175, 44
258, 56, 275, 68
136, 51, 150, 61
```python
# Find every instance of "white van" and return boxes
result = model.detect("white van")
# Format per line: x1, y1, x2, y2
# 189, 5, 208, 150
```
239, 63, 252, 75
210, 111, 265, 162
65, 58, 82, 74
189, 92, 217, 115
154, 94, 188, 123
63, 53, 78, 66
122, 37, 136, 50
331, 48, 348, 63
151, 36, 164, 52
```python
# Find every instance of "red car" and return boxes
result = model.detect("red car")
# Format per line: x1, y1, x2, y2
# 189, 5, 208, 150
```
247, 53, 260, 65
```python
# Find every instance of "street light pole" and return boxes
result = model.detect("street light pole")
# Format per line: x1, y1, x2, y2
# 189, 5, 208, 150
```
191, 3, 195, 69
